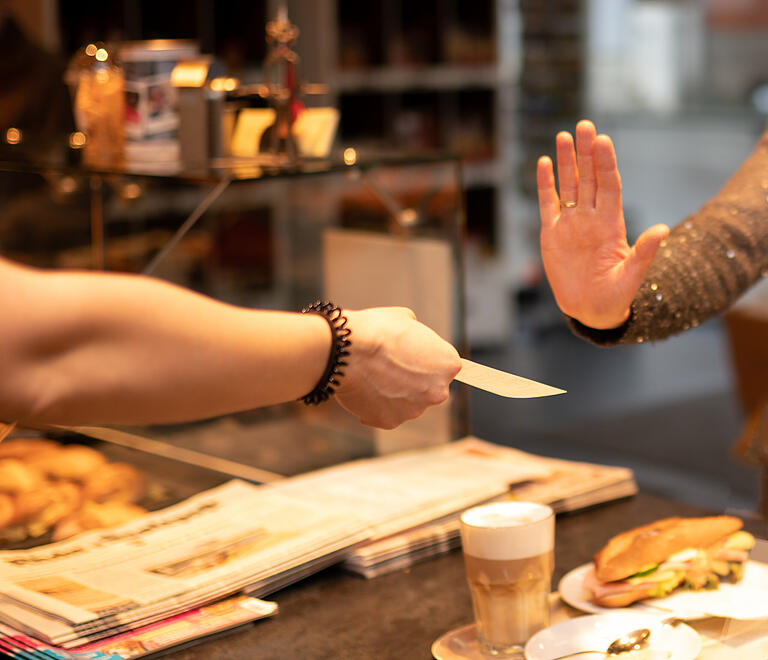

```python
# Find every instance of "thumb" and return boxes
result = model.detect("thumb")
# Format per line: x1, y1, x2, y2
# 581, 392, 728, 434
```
626, 224, 669, 280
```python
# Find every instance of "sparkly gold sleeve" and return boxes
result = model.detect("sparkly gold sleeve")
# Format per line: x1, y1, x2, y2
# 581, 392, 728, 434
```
569, 124, 768, 347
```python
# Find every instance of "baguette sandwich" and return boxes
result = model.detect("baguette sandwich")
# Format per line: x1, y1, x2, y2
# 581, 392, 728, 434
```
591, 515, 755, 607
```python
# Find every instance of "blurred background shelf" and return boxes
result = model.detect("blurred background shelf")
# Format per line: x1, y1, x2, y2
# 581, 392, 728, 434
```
3, 0, 768, 515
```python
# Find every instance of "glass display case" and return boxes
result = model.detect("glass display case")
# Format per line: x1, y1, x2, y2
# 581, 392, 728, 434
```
0, 148, 469, 482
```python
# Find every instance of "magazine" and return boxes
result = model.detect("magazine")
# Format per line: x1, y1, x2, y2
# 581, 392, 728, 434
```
0, 594, 276, 659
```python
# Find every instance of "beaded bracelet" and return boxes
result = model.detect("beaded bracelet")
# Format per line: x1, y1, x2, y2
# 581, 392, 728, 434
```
300, 301, 352, 405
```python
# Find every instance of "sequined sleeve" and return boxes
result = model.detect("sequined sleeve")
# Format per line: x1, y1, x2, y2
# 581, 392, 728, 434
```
569, 125, 768, 347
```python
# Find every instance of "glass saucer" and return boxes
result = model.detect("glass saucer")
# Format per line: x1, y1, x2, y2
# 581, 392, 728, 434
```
432, 623, 524, 659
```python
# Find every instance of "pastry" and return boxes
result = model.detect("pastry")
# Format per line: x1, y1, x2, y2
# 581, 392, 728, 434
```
53, 500, 147, 541
27, 444, 107, 481
0, 459, 45, 493
81, 462, 146, 503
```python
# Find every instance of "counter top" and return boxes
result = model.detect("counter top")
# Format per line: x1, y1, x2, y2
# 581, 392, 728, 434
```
166, 492, 721, 659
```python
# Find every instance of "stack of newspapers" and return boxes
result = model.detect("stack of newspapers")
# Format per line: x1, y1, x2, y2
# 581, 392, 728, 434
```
341, 440, 638, 578
0, 437, 635, 647
0, 596, 278, 659
0, 480, 366, 647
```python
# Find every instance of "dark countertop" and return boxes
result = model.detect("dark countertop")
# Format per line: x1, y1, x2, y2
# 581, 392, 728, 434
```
166, 492, 724, 660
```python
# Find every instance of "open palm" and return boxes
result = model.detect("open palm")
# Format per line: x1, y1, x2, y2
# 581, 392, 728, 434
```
537, 120, 670, 329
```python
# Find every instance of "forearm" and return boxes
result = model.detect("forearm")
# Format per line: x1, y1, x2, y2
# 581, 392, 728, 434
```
570, 127, 768, 346
0, 262, 330, 425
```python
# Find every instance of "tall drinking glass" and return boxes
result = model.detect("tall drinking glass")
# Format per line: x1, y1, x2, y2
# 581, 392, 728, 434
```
459, 501, 555, 657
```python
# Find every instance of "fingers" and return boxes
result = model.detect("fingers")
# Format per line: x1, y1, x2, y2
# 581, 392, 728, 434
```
576, 120, 597, 208
626, 223, 670, 283
537, 156, 560, 229
335, 307, 460, 430
594, 134, 622, 216
548, 121, 612, 213
354, 391, 447, 429
353, 398, 428, 430
633, 224, 670, 264
555, 131, 578, 205
397, 306, 418, 321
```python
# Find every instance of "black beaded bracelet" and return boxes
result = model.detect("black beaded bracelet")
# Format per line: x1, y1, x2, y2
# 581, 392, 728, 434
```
300, 301, 352, 405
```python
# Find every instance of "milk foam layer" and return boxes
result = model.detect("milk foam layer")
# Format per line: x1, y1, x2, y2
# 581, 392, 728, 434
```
460, 502, 554, 560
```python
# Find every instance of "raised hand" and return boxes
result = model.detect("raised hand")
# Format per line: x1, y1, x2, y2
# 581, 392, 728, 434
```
335, 307, 461, 429
537, 120, 670, 329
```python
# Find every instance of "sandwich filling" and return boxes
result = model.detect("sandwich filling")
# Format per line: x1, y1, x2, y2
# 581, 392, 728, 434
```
592, 530, 754, 603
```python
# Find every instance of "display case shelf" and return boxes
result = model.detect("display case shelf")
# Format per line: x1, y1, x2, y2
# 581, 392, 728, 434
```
333, 64, 504, 94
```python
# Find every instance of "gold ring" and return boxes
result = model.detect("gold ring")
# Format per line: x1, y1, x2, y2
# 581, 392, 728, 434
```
560, 200, 577, 209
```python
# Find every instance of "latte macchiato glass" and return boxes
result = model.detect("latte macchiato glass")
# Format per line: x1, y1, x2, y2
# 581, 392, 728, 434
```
459, 501, 554, 657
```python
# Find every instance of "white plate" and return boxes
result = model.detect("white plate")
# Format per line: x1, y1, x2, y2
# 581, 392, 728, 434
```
559, 560, 768, 620
524, 611, 701, 660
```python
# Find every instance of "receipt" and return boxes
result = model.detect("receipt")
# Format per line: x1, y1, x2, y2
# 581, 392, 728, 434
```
455, 359, 566, 399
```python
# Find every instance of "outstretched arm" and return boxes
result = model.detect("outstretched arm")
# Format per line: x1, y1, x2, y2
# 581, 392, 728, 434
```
0, 258, 460, 427
537, 119, 669, 330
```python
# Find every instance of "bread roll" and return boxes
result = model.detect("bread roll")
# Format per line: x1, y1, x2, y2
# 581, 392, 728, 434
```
53, 501, 147, 541
594, 516, 743, 582
0, 438, 60, 459
0, 494, 15, 529
25, 482, 82, 538
27, 445, 107, 481
0, 438, 150, 544
0, 459, 45, 494
10, 486, 60, 525
81, 462, 146, 503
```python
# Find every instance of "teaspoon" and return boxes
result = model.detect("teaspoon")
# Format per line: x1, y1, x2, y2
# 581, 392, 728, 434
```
547, 627, 651, 659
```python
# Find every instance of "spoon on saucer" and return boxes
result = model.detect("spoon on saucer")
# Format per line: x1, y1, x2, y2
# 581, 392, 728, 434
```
547, 627, 651, 659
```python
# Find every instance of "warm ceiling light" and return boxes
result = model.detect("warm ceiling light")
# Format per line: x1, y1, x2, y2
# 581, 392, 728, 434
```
57, 176, 78, 194
399, 208, 418, 226
171, 60, 211, 88
5, 128, 21, 144
69, 131, 87, 148
95, 48, 109, 62
120, 183, 142, 200
85, 43, 98, 56
343, 147, 357, 166
210, 77, 238, 93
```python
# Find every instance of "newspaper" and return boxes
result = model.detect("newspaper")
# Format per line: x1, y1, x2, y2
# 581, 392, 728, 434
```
343, 445, 637, 578
0, 595, 276, 659
0, 481, 367, 646
269, 437, 554, 541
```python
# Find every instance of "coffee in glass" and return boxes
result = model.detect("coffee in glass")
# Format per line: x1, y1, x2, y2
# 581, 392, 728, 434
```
459, 501, 554, 657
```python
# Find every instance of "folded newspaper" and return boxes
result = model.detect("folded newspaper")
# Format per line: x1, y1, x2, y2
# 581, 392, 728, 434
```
0, 437, 635, 646
0, 595, 277, 659
341, 443, 637, 578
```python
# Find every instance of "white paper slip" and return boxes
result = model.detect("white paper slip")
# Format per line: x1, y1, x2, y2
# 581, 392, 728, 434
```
455, 358, 566, 398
